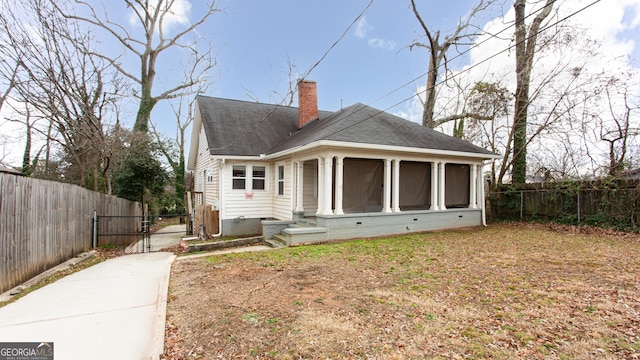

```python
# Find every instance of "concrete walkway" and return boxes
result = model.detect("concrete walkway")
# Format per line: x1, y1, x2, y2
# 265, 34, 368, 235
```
0, 252, 175, 360
150, 224, 187, 250
127, 224, 186, 253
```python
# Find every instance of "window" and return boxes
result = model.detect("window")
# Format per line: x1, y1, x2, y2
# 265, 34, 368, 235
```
252, 166, 266, 190
232, 165, 267, 190
277, 165, 285, 195
232, 165, 246, 190
207, 169, 214, 183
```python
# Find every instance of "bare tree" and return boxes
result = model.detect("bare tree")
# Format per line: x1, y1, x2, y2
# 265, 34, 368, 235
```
409, 0, 496, 128
0, 61, 19, 113
55, 0, 218, 133
512, 0, 555, 183
243, 56, 299, 106
150, 63, 210, 211
2, 0, 124, 190
598, 86, 639, 177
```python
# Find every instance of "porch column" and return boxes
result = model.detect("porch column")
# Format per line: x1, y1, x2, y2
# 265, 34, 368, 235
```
430, 162, 439, 210
316, 157, 324, 215
295, 161, 304, 212
335, 156, 344, 215
439, 162, 446, 210
383, 159, 392, 213
392, 159, 401, 212
469, 164, 478, 209
476, 164, 484, 209
322, 155, 333, 215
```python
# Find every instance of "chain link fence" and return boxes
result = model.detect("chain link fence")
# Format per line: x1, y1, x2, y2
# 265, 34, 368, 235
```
487, 182, 640, 232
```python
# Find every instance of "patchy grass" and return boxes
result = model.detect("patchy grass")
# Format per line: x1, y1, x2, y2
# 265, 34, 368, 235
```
164, 223, 640, 359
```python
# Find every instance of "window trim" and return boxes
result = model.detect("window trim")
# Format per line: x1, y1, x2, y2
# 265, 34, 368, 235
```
232, 165, 246, 190
252, 165, 266, 191
231, 164, 269, 191
277, 164, 285, 196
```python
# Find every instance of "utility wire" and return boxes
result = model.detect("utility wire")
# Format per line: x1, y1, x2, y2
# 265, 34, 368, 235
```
219, 0, 557, 149
324, 0, 604, 138
367, 0, 558, 108
299, 0, 374, 81
210, 0, 374, 150
213, 0, 602, 150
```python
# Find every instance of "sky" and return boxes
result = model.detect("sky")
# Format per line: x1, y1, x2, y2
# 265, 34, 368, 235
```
204, 0, 487, 112
1, 0, 640, 169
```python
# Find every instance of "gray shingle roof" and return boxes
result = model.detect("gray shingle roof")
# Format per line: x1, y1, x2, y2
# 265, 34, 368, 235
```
198, 96, 495, 157
198, 96, 332, 156
269, 103, 495, 155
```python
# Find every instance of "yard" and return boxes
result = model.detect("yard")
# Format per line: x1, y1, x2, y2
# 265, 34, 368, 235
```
163, 223, 640, 359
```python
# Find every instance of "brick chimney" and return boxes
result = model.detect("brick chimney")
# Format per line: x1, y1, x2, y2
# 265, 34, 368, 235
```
298, 80, 318, 128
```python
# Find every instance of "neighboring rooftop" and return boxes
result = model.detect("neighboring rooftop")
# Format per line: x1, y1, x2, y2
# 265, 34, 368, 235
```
0, 165, 22, 175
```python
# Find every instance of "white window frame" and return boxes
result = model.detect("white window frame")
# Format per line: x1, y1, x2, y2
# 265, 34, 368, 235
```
231, 164, 269, 191
277, 164, 285, 196
232, 165, 246, 190
252, 166, 266, 191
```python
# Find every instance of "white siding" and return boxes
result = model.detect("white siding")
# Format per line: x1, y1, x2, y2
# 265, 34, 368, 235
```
272, 160, 293, 220
194, 128, 219, 207
222, 161, 274, 220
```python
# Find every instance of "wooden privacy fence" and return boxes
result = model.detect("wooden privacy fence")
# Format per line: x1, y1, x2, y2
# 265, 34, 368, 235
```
0, 172, 142, 294
194, 205, 219, 238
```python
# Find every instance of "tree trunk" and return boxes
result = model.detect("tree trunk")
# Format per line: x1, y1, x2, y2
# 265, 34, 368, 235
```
511, 0, 555, 184
134, 87, 156, 132
22, 120, 32, 176
512, 0, 528, 184
423, 52, 438, 128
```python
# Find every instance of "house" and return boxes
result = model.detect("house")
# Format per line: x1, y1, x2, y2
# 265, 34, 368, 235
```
187, 81, 500, 245
0, 165, 22, 176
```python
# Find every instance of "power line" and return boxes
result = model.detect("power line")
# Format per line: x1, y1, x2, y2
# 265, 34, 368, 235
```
210, 0, 374, 150
367, 0, 558, 108
299, 0, 374, 81
214, 0, 602, 150
324, 0, 604, 137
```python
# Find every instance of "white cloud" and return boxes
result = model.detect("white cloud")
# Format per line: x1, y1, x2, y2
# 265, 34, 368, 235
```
128, 0, 192, 32
368, 37, 396, 51
403, 0, 640, 121
399, 0, 640, 177
355, 17, 396, 51
355, 16, 373, 39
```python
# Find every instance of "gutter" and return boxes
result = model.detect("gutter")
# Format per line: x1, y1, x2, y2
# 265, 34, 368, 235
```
264, 140, 502, 161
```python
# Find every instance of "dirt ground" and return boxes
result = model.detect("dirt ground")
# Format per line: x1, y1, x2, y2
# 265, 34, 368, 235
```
163, 223, 640, 359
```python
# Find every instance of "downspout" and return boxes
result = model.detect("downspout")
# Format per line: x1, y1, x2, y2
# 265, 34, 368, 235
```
212, 159, 224, 237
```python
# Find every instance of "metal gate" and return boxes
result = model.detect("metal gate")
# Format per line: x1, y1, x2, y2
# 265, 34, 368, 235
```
92, 212, 190, 253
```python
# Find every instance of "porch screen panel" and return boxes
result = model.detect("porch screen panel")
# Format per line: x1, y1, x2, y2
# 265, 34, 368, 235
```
399, 161, 431, 210
302, 160, 318, 214
343, 158, 383, 213
445, 164, 470, 208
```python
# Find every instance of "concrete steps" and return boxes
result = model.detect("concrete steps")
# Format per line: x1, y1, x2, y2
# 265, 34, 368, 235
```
265, 236, 287, 248
281, 226, 327, 245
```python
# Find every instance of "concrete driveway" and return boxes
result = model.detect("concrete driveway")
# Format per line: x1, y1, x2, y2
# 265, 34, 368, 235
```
0, 252, 175, 360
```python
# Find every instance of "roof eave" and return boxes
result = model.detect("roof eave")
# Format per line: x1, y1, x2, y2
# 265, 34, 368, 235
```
265, 140, 502, 160
209, 155, 264, 161
187, 100, 203, 171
